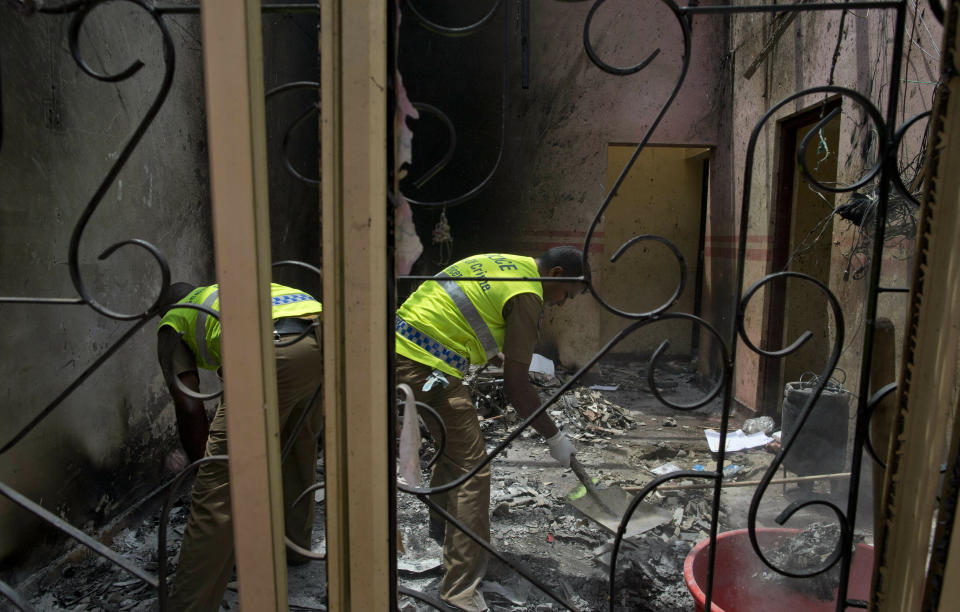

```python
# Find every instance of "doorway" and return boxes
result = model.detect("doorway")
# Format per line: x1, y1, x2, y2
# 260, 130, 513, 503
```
757, 100, 841, 414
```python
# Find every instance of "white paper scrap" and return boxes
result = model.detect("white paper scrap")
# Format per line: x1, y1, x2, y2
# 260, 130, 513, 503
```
704, 428, 773, 453
650, 462, 681, 475
589, 384, 620, 391
528, 353, 555, 376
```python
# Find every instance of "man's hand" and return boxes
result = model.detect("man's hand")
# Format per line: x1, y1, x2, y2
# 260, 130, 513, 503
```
546, 431, 576, 468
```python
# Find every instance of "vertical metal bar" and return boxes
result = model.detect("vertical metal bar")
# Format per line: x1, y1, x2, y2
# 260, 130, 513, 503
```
387, 0, 399, 602
321, 0, 390, 609
839, 3, 909, 609
875, 1, 960, 606
200, 2, 287, 610
691, 157, 709, 358
520, 0, 530, 89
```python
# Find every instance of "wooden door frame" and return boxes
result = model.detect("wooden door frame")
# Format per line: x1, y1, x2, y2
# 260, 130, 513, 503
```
757, 97, 841, 415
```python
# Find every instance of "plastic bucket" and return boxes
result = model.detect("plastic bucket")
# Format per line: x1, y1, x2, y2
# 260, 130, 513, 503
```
683, 528, 874, 612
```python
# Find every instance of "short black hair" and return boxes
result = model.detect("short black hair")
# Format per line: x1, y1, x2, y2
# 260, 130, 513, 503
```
163, 282, 197, 307
539, 246, 586, 278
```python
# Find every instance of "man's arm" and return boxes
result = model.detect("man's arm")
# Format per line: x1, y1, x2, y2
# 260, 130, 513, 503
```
503, 358, 558, 439
158, 327, 209, 463
501, 294, 575, 467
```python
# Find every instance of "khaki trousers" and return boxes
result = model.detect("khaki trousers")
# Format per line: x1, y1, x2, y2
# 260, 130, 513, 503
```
396, 356, 490, 611
168, 330, 323, 612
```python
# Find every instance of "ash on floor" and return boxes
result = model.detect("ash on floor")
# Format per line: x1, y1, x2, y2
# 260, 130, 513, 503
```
13, 355, 867, 611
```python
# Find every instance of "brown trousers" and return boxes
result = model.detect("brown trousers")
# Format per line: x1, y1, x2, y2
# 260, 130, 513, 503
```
396, 356, 490, 611
168, 330, 323, 612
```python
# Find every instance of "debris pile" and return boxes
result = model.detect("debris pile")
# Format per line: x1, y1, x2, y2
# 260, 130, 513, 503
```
16, 355, 860, 612
558, 388, 638, 435
24, 506, 189, 612
493, 383, 640, 440
752, 521, 843, 601
597, 536, 695, 611
470, 366, 640, 439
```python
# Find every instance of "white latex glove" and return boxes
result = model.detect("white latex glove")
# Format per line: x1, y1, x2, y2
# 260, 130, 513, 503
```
546, 431, 576, 468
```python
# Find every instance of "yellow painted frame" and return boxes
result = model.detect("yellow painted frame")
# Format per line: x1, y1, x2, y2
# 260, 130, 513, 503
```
200, 1, 288, 610
321, 1, 391, 609
874, 2, 960, 608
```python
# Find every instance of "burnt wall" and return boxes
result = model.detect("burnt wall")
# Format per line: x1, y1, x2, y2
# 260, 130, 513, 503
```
0, 4, 319, 570
728, 4, 940, 411
398, 0, 733, 370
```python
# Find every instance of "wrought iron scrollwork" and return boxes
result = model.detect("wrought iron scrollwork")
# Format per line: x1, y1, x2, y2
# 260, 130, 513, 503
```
582, 0, 691, 318
158, 301, 223, 401
891, 111, 933, 206
396, 0, 925, 609
399, 0, 510, 208
266, 81, 321, 187
0, 0, 938, 607
408, 102, 457, 189
395, 396, 449, 473
738, 272, 848, 577
66, 0, 176, 320
646, 314, 728, 411
403, 0, 502, 37
863, 381, 898, 468
583, 0, 661, 75
2, 0, 329, 605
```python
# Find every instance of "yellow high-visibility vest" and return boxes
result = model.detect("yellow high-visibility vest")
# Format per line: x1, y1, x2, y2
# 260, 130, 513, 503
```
159, 283, 322, 370
396, 254, 542, 379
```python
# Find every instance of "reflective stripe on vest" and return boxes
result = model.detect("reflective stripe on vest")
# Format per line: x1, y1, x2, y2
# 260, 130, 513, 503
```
272, 292, 314, 306
396, 317, 469, 374
436, 272, 499, 360
395, 254, 542, 378
195, 289, 220, 368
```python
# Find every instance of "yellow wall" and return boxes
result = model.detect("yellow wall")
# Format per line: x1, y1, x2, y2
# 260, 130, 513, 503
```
600, 145, 707, 355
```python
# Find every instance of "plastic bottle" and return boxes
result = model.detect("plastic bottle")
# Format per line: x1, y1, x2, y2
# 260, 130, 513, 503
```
742, 415, 776, 435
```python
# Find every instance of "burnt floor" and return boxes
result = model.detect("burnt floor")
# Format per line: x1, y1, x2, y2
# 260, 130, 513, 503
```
13, 355, 874, 611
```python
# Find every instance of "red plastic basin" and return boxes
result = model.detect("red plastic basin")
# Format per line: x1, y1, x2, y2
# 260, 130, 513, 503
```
683, 528, 874, 612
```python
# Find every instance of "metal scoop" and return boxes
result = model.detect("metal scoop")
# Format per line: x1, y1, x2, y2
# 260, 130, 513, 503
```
567, 456, 671, 537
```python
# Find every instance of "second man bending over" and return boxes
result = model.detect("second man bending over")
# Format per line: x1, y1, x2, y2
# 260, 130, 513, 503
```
395, 246, 586, 612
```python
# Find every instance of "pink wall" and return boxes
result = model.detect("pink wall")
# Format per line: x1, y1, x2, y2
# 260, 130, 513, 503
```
458, 1, 734, 369
727, 5, 940, 411
400, 1, 939, 408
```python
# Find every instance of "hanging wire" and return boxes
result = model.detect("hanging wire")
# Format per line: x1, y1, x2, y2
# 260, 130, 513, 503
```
430, 207, 453, 266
